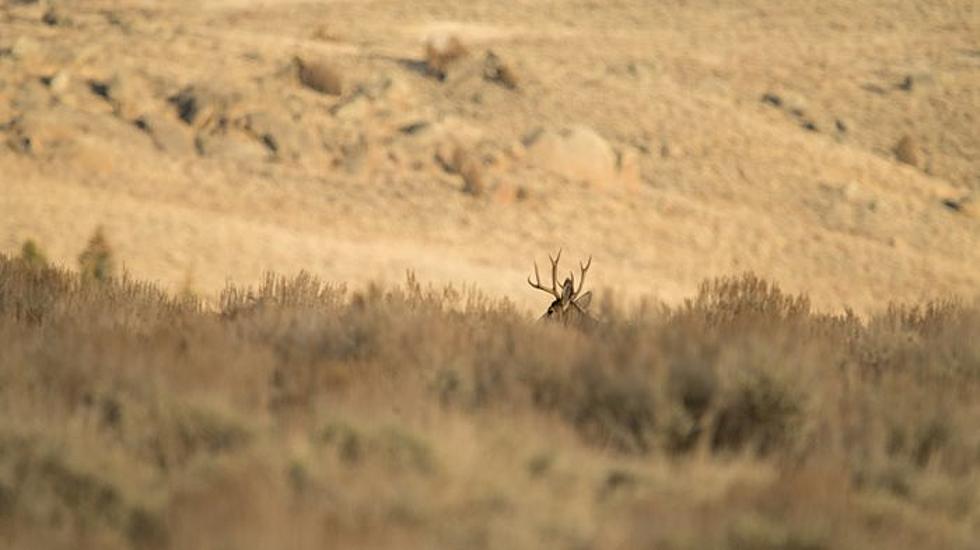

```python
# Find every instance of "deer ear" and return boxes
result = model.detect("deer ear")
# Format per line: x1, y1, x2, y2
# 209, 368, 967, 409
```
575, 291, 592, 309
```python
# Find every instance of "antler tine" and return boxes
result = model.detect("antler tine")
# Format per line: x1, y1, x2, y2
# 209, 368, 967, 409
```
548, 249, 562, 295
574, 255, 592, 297
528, 259, 561, 298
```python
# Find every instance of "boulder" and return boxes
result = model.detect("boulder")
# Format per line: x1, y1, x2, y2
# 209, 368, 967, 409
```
330, 91, 371, 121
524, 126, 618, 186
87, 72, 155, 119
296, 58, 343, 95
135, 113, 196, 156
169, 85, 232, 129
4, 107, 152, 173
238, 111, 310, 161
195, 130, 270, 162
893, 135, 921, 168
45, 69, 72, 95
483, 51, 518, 90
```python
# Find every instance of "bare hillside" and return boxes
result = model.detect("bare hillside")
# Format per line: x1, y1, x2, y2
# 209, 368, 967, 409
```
1, 0, 978, 312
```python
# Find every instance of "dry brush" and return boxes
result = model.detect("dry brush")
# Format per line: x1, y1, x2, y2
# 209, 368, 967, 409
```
0, 256, 978, 549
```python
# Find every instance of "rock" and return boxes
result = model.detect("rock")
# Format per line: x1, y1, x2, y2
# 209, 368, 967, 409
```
351, 74, 416, 112
779, 92, 808, 117
41, 7, 69, 26
399, 121, 429, 135
134, 113, 196, 156
336, 133, 383, 175
324, 77, 409, 128
893, 135, 920, 168
88, 73, 156, 120
761, 93, 782, 107
406, 116, 484, 169
46, 70, 72, 95
897, 73, 935, 93
195, 130, 270, 162
483, 51, 518, 90
330, 91, 371, 120
296, 57, 343, 95
169, 85, 230, 129
102, 10, 131, 32
898, 75, 914, 92
88, 79, 110, 99
11, 36, 42, 61
524, 126, 618, 186
5, 106, 152, 164
434, 141, 463, 173
457, 152, 485, 196
388, 115, 488, 174
375, 75, 415, 109
238, 111, 310, 161
942, 194, 976, 217
4, 108, 74, 156
616, 147, 641, 185
311, 24, 342, 42
489, 179, 528, 204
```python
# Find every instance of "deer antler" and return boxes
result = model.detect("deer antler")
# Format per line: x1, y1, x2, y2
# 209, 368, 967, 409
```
528, 249, 562, 298
573, 255, 592, 298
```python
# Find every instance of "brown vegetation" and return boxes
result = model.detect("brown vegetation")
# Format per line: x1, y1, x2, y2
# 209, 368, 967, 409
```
77, 226, 115, 283
0, 257, 977, 549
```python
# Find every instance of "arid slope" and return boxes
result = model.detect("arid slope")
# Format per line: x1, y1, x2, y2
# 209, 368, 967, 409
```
1, 0, 978, 312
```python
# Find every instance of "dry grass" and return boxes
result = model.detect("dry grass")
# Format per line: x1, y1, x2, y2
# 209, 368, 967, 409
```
77, 227, 115, 283
0, 258, 978, 549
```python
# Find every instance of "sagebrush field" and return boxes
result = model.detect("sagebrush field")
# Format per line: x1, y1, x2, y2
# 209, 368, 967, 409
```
1, 255, 978, 549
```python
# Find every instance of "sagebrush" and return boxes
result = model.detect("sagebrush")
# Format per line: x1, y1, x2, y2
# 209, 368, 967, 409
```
0, 257, 977, 549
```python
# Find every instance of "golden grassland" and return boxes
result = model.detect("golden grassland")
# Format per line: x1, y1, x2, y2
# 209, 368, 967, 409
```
0, 254, 978, 549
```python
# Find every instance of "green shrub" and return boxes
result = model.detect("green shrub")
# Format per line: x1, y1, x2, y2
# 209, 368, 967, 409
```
19, 239, 48, 269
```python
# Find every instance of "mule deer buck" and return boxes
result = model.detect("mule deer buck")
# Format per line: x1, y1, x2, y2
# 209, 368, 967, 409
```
528, 250, 595, 328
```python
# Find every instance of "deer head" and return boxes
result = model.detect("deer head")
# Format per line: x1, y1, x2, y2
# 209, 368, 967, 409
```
528, 249, 594, 326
